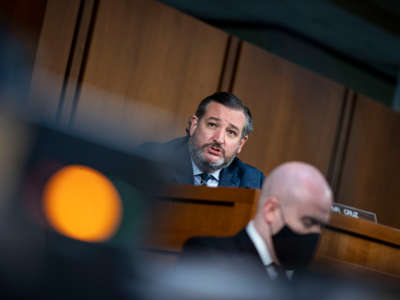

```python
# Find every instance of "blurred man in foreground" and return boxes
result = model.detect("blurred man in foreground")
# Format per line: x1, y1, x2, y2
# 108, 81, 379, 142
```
180, 161, 333, 280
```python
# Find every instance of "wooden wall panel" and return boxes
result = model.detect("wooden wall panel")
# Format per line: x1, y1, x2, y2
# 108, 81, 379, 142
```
29, 0, 81, 120
72, 0, 228, 144
316, 214, 400, 281
337, 94, 400, 228
58, 0, 97, 126
232, 42, 346, 177
327, 90, 356, 193
218, 36, 241, 91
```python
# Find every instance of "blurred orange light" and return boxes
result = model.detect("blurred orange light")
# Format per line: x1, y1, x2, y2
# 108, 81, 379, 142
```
43, 165, 122, 242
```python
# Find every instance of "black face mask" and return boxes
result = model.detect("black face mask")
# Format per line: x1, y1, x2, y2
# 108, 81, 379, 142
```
272, 225, 320, 270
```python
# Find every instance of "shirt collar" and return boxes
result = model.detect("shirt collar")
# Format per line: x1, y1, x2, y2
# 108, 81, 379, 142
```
246, 221, 273, 266
191, 159, 222, 181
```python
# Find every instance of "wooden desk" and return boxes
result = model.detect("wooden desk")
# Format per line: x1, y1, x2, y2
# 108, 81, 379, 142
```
142, 185, 400, 281
315, 214, 400, 281
144, 185, 259, 251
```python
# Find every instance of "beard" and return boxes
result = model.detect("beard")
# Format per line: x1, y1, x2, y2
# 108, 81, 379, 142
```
188, 136, 238, 173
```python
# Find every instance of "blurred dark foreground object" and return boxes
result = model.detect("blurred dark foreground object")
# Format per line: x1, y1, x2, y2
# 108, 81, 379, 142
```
0, 109, 172, 299
134, 256, 400, 300
0, 232, 138, 300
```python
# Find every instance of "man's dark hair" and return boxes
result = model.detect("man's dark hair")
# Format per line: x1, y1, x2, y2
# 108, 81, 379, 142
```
187, 92, 253, 138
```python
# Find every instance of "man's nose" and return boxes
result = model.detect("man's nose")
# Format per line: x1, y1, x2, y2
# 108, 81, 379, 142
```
212, 128, 225, 144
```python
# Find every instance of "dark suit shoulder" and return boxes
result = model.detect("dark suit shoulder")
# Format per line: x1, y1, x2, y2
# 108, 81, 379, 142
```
221, 158, 265, 189
135, 136, 193, 184
136, 136, 190, 165
179, 232, 270, 283
235, 159, 265, 177
180, 235, 242, 267
181, 230, 255, 256
183, 235, 236, 253
137, 136, 188, 154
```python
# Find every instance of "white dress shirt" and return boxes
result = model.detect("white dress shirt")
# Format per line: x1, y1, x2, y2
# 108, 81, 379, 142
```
246, 221, 293, 280
192, 160, 221, 187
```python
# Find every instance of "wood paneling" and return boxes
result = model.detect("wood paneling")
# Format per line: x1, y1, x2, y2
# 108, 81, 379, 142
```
316, 214, 400, 280
58, 0, 97, 125
327, 89, 356, 193
232, 42, 346, 177
337, 94, 400, 228
72, 0, 228, 144
29, 0, 81, 120
25, 0, 399, 240
218, 36, 241, 91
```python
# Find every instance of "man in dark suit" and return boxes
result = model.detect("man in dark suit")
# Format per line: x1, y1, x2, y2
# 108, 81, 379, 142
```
180, 162, 334, 281
139, 92, 264, 189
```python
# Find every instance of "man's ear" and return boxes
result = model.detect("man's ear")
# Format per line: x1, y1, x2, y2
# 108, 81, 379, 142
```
237, 135, 248, 154
189, 115, 198, 136
262, 197, 280, 225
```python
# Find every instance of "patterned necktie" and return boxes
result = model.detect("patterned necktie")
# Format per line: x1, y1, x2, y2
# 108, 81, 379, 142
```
200, 173, 213, 186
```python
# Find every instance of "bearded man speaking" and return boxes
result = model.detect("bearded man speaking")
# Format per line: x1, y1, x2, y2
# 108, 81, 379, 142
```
139, 92, 264, 189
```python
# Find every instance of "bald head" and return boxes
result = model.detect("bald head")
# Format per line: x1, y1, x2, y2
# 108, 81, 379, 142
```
254, 162, 333, 236
260, 162, 332, 211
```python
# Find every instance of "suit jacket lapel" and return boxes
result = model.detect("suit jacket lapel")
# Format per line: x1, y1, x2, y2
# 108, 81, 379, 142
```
172, 166, 193, 184
232, 230, 268, 276
219, 159, 240, 187
234, 230, 261, 258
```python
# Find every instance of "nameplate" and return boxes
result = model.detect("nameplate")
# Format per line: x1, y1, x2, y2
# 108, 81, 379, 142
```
331, 203, 377, 223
